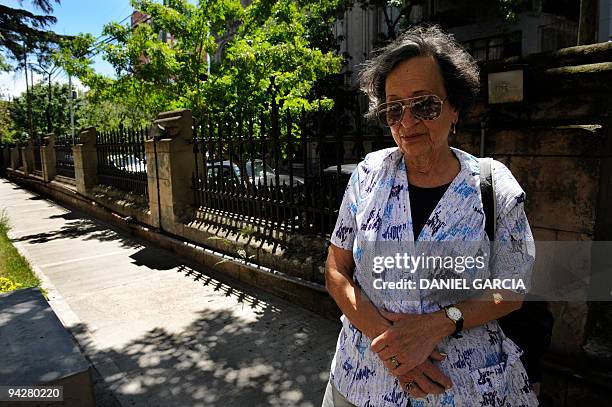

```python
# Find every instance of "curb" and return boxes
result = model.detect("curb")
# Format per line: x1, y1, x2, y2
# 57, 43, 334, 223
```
7, 214, 128, 406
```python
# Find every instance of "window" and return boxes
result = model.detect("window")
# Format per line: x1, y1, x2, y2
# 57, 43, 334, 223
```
462, 32, 522, 61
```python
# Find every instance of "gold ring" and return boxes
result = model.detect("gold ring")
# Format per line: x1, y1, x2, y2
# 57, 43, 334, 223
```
390, 356, 400, 368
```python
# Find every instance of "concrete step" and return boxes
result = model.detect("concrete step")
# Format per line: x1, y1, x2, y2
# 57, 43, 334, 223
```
0, 287, 95, 406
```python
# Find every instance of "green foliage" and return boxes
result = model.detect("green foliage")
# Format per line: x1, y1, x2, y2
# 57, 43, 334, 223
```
0, 100, 18, 143
8, 81, 81, 140
77, 97, 150, 131
53, 30, 155, 129
56, 0, 344, 125
53, 33, 97, 78
205, 0, 342, 113
0, 209, 9, 235
0, 1, 63, 67
4, 79, 143, 137
0, 209, 40, 293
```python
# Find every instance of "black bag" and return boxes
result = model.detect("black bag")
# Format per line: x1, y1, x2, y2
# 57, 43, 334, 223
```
479, 158, 553, 384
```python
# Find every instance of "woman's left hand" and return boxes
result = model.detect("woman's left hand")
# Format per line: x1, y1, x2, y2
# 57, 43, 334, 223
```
371, 309, 450, 376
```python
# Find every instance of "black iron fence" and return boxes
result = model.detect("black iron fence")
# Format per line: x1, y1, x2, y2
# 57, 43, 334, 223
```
55, 136, 75, 178
0, 144, 5, 175
191, 98, 390, 236
96, 126, 148, 196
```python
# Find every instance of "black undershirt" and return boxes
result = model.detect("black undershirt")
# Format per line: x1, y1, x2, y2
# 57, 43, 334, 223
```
409, 182, 451, 239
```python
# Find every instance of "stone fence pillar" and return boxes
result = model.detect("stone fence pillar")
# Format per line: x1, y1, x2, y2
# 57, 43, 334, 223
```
73, 127, 98, 195
21, 142, 35, 175
10, 146, 20, 170
41, 133, 57, 182
145, 109, 195, 230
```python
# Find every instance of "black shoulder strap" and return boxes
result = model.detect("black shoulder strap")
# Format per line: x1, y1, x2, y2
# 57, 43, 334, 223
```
479, 158, 496, 241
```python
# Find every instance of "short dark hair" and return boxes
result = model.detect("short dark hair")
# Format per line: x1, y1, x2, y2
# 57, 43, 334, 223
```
359, 25, 480, 120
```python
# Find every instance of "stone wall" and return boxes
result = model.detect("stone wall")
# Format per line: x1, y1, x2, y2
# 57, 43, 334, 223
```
452, 42, 612, 405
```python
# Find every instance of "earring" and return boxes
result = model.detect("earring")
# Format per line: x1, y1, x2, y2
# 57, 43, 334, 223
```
452, 122, 457, 135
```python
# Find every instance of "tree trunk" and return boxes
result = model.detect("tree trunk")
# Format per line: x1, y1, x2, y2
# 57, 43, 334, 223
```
578, 0, 598, 45
47, 73, 52, 133
24, 51, 34, 141
29, 65, 35, 136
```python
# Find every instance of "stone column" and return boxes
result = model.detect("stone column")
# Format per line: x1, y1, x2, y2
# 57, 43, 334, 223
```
73, 127, 98, 195
145, 109, 195, 230
21, 141, 35, 175
10, 146, 20, 170
41, 133, 57, 182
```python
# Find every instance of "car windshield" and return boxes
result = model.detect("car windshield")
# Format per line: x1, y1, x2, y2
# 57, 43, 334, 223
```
113, 156, 145, 169
245, 160, 274, 178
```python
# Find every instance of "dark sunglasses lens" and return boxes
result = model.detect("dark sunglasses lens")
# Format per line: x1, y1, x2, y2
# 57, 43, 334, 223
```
386, 104, 404, 125
377, 104, 403, 126
411, 96, 442, 120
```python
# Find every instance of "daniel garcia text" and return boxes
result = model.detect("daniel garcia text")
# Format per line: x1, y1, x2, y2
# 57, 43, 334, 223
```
370, 254, 525, 291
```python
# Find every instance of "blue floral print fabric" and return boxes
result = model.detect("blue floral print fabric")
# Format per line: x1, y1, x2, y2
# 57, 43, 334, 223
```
328, 147, 538, 407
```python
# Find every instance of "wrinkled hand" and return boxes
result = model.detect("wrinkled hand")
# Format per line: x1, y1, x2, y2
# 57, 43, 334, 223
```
397, 352, 452, 398
371, 310, 446, 376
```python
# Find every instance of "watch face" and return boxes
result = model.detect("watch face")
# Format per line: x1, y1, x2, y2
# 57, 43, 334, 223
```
447, 307, 462, 321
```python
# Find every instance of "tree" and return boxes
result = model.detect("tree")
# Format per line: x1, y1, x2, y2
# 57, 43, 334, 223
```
351, 0, 427, 42
204, 0, 343, 111
75, 98, 139, 131
1, 1, 71, 141
8, 81, 82, 140
30, 42, 63, 133
0, 0, 62, 65
57, 0, 344, 125
0, 100, 18, 143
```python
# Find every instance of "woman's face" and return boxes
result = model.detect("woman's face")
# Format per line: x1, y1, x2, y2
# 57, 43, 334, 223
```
384, 55, 458, 159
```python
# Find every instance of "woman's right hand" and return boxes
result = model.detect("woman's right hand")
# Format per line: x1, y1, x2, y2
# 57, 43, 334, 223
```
396, 351, 452, 398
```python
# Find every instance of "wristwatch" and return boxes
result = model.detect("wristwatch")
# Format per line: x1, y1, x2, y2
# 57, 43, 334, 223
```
444, 305, 464, 339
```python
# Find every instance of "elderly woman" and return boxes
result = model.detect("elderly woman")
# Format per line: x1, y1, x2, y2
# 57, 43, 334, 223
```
322, 25, 538, 407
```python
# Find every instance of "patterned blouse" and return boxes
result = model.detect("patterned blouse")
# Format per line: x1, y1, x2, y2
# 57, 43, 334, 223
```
328, 147, 539, 407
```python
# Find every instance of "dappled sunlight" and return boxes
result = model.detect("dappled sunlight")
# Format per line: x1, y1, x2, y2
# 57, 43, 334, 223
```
67, 293, 338, 406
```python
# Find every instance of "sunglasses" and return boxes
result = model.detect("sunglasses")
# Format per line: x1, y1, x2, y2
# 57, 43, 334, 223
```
376, 95, 446, 127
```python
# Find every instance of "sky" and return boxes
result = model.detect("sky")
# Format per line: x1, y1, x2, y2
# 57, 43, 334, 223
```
0, 0, 135, 99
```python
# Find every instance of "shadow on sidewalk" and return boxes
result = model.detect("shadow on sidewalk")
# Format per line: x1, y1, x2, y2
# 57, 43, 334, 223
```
1, 187, 341, 406
66, 270, 340, 407
13, 214, 142, 249
1, 264, 340, 406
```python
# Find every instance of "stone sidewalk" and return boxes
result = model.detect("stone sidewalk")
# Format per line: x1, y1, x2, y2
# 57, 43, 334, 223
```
0, 178, 340, 407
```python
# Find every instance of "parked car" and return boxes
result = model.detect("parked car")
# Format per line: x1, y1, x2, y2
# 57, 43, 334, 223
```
205, 159, 304, 187
201, 159, 306, 226
323, 163, 358, 176
108, 155, 147, 173
322, 163, 358, 187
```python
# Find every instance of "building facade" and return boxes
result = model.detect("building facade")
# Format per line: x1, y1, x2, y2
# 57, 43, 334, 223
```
336, 0, 611, 88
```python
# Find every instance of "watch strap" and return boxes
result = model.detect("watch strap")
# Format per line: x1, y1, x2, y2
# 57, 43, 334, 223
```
453, 317, 464, 339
